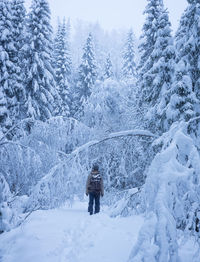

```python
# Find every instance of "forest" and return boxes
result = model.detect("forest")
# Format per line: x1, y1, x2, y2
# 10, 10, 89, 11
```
0, 0, 200, 261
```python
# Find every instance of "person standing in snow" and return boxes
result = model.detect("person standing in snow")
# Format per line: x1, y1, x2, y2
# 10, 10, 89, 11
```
86, 164, 104, 215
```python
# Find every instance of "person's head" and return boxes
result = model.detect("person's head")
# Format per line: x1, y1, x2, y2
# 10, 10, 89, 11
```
92, 163, 99, 172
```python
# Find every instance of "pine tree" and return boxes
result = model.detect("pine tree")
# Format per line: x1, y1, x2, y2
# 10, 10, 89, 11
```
177, 0, 200, 105
165, 60, 197, 124
77, 33, 97, 103
164, 0, 200, 126
52, 19, 61, 70
25, 0, 61, 121
137, 0, 162, 73
146, 6, 176, 132
137, 0, 162, 128
137, 0, 175, 133
10, 0, 27, 120
0, 0, 18, 132
122, 29, 136, 80
53, 18, 72, 116
104, 54, 113, 79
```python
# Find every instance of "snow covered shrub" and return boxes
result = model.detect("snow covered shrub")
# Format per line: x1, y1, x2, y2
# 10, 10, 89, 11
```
0, 174, 21, 233
108, 188, 145, 217
0, 174, 12, 205
0, 143, 42, 195
27, 154, 87, 210
128, 121, 200, 262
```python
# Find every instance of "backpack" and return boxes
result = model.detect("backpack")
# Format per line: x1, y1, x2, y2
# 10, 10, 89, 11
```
90, 173, 101, 192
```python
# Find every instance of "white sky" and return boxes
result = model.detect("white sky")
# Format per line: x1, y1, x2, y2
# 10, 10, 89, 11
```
25, 0, 188, 37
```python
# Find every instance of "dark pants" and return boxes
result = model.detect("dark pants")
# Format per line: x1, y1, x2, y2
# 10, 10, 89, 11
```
88, 192, 100, 215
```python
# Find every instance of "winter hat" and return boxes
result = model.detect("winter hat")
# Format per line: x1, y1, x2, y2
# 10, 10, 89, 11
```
92, 163, 99, 171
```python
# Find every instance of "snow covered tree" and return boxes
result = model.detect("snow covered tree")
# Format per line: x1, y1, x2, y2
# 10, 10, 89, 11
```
128, 120, 200, 262
81, 79, 124, 133
77, 33, 97, 103
104, 54, 113, 79
10, 0, 27, 120
53, 18, 72, 117
0, 0, 18, 132
122, 29, 136, 80
137, 0, 175, 133
0, 173, 12, 233
163, 0, 200, 129
0, 89, 8, 134
25, 0, 61, 121
137, 0, 163, 129
146, 6, 176, 132
177, 0, 200, 102
137, 0, 162, 74
52, 20, 61, 69
165, 61, 197, 126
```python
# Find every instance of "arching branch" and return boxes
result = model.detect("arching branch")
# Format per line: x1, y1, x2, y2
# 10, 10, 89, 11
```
58, 129, 157, 158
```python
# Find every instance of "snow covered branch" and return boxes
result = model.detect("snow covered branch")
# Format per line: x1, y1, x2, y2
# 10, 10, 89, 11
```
59, 129, 157, 158
0, 118, 34, 142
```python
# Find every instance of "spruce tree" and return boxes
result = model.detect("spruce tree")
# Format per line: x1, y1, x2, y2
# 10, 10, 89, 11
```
52, 19, 61, 70
25, 0, 61, 121
53, 19, 72, 116
10, 0, 27, 120
137, 0, 162, 126
77, 33, 97, 103
146, 6, 176, 132
137, 0, 175, 133
137, 0, 162, 73
166, 60, 197, 124
164, 0, 200, 126
122, 29, 136, 80
104, 54, 113, 79
177, 0, 200, 105
0, 0, 17, 132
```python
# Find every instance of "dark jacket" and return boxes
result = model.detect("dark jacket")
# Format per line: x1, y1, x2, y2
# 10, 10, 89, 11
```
86, 171, 104, 195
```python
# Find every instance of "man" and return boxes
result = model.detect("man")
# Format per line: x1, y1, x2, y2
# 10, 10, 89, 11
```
86, 164, 104, 215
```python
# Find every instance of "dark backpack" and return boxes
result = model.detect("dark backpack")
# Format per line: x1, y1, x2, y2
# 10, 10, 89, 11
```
90, 173, 101, 192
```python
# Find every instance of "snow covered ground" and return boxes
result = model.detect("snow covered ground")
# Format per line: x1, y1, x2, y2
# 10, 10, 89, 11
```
0, 200, 197, 262
0, 201, 144, 262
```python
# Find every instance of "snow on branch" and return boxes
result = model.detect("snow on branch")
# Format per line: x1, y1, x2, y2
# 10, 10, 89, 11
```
58, 129, 157, 158
0, 118, 34, 142
187, 116, 200, 125
128, 121, 200, 261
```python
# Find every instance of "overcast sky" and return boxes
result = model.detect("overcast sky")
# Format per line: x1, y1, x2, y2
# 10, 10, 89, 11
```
25, 0, 188, 37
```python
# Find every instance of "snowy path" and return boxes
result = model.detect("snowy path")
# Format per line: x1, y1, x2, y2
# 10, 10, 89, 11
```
0, 202, 144, 262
